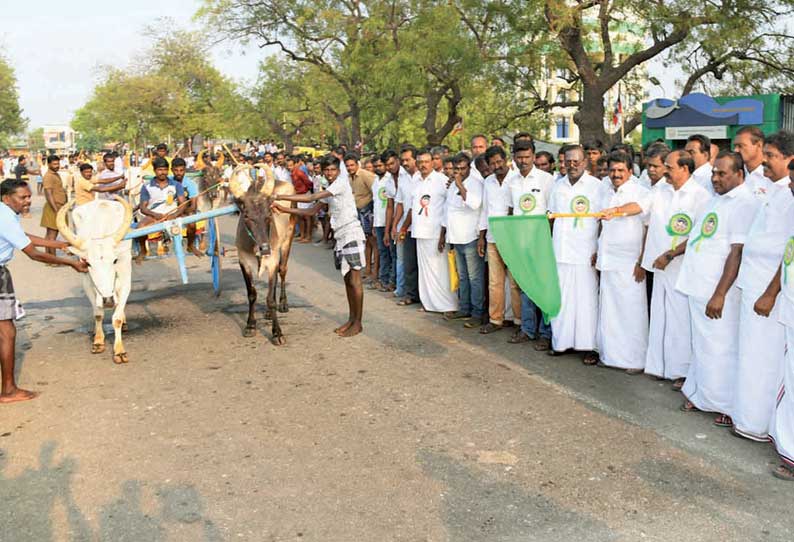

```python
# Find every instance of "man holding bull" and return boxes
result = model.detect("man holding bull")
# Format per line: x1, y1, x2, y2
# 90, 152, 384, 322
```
0, 179, 88, 403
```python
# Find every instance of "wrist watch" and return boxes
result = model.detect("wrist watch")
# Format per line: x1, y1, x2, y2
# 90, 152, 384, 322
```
665, 252, 674, 262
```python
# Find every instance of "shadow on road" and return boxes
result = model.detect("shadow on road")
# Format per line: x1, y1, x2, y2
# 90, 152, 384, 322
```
0, 442, 222, 542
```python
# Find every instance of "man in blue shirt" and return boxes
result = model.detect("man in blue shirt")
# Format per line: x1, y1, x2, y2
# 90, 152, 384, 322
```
0, 179, 88, 403
135, 158, 187, 261
171, 157, 202, 257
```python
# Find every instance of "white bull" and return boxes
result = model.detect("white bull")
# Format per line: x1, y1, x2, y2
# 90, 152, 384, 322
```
56, 197, 134, 364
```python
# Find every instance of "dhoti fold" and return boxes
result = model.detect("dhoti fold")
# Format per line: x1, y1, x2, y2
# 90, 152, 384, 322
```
645, 268, 693, 380
771, 325, 794, 466
416, 238, 459, 313
598, 269, 648, 369
732, 289, 785, 441
551, 262, 598, 352
682, 288, 740, 414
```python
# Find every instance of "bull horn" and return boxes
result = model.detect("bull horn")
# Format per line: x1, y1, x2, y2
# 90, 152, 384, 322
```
257, 164, 276, 197
112, 196, 133, 244
56, 201, 85, 251
227, 165, 248, 199
195, 149, 206, 170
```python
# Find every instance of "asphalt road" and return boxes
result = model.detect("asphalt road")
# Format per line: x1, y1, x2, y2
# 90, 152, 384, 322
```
0, 196, 792, 542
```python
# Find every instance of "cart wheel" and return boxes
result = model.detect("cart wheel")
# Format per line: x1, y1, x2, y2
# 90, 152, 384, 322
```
209, 217, 222, 296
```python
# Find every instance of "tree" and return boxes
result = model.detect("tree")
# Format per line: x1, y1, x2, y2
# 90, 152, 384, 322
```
72, 27, 248, 149
26, 127, 44, 153
249, 58, 336, 151
201, 0, 416, 147
0, 51, 26, 146
455, 0, 794, 143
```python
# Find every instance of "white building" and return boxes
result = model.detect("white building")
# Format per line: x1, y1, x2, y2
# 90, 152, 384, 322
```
42, 125, 76, 154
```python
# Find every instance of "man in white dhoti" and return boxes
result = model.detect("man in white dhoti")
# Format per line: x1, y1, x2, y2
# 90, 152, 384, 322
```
732, 131, 794, 442
597, 152, 650, 373
685, 134, 714, 196
411, 149, 458, 314
548, 145, 607, 365
769, 178, 794, 480
634, 150, 711, 389
676, 152, 760, 428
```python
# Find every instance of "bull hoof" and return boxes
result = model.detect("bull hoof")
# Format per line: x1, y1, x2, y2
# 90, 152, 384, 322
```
91, 343, 106, 354
272, 335, 286, 346
278, 303, 289, 313
113, 352, 129, 364
243, 327, 256, 338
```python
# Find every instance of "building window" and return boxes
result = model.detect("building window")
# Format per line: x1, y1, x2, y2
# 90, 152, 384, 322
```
556, 118, 570, 139
556, 90, 568, 103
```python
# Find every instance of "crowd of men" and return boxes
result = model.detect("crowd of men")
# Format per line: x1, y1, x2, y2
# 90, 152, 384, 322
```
273, 129, 794, 482
3, 127, 794, 481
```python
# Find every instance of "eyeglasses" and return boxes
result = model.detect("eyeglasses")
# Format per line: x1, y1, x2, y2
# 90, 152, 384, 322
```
564, 160, 583, 166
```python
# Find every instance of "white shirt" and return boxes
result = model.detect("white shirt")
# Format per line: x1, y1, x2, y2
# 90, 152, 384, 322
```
411, 170, 449, 240
444, 173, 483, 245
640, 178, 711, 273
507, 166, 554, 216
394, 169, 418, 233
548, 173, 607, 264
597, 180, 650, 272
778, 233, 794, 328
676, 182, 760, 300
691, 162, 714, 195
776, 176, 791, 188
326, 175, 361, 243
371, 174, 396, 228
736, 185, 794, 294
478, 174, 512, 243
274, 165, 292, 184
745, 164, 774, 201
637, 169, 652, 190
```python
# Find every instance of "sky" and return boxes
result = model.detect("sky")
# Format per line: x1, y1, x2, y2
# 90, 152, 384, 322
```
1, 1, 680, 130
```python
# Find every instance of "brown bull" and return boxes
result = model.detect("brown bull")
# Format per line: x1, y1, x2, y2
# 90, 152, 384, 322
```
227, 164, 296, 345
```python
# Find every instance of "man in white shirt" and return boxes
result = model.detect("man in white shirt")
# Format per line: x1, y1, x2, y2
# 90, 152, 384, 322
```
770, 175, 794, 480
506, 140, 554, 349
382, 150, 411, 295
763, 131, 794, 187
440, 153, 483, 322
547, 145, 606, 365
272, 155, 366, 337
734, 125, 773, 198
677, 152, 760, 428
0, 179, 88, 403
597, 152, 651, 372
637, 150, 710, 388
371, 155, 396, 291
477, 146, 521, 333
274, 152, 293, 184
411, 149, 458, 314
96, 152, 127, 200
685, 134, 714, 195
391, 146, 420, 306
732, 134, 794, 441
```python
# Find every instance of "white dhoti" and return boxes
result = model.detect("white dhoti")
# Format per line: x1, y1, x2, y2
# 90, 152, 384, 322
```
682, 288, 740, 414
731, 289, 785, 440
416, 238, 459, 313
644, 268, 693, 380
771, 325, 794, 466
551, 262, 598, 352
598, 270, 648, 369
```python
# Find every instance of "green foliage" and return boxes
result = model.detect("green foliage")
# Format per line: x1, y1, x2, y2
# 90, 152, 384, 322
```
72, 28, 249, 147
26, 127, 44, 153
0, 52, 26, 145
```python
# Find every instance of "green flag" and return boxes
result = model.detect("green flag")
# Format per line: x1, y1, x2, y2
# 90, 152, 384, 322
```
489, 215, 561, 319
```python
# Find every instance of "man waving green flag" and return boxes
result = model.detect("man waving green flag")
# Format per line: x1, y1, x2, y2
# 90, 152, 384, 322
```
489, 215, 561, 319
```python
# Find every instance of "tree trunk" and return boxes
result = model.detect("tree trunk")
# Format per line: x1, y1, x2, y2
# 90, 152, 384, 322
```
348, 102, 361, 148
574, 86, 608, 144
